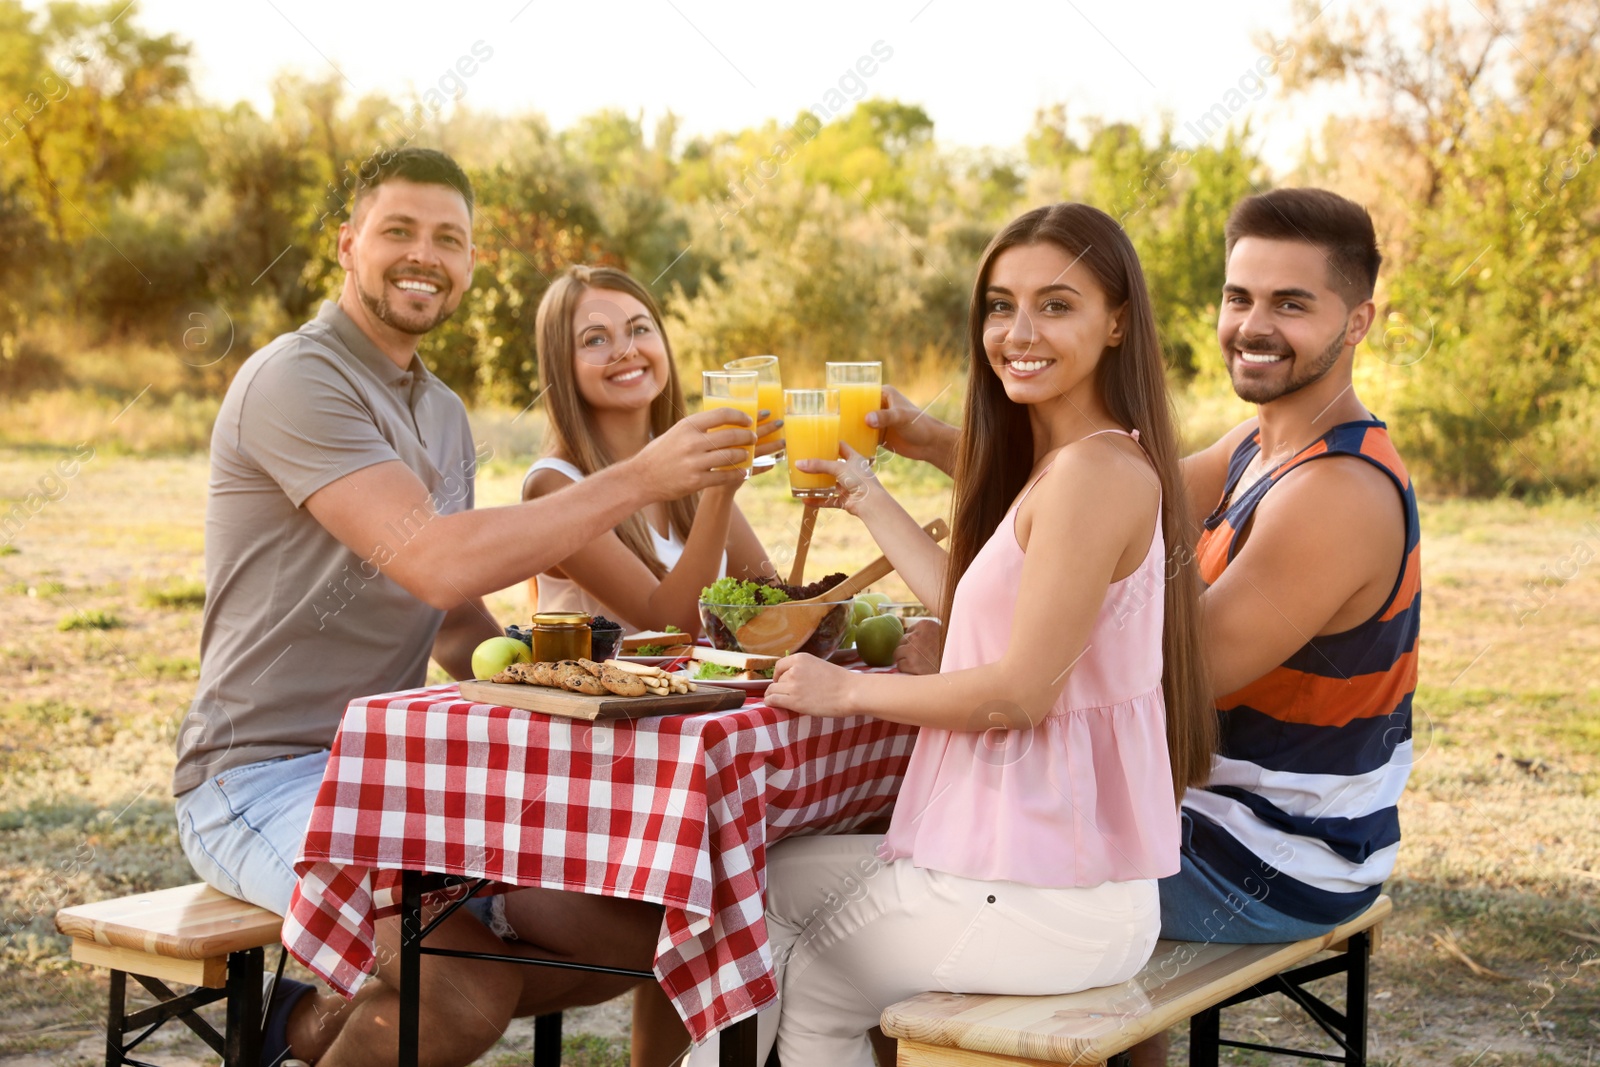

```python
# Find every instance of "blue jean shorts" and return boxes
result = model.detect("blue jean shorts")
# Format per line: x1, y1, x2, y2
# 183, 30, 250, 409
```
176, 752, 503, 933
1157, 816, 1338, 945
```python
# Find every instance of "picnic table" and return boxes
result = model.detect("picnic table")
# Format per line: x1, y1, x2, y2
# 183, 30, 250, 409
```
281, 674, 915, 1060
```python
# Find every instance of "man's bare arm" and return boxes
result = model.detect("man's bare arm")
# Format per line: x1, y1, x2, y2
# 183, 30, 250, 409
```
1178, 418, 1258, 536
1200, 457, 1405, 695
432, 598, 501, 680
305, 414, 754, 610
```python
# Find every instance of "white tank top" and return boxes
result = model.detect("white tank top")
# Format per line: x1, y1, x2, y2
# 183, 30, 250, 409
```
522, 457, 725, 631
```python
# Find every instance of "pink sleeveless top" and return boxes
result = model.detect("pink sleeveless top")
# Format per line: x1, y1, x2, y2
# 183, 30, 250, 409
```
882, 430, 1180, 887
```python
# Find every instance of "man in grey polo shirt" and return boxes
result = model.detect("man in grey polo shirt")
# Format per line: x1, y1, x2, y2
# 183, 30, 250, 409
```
174, 148, 754, 1067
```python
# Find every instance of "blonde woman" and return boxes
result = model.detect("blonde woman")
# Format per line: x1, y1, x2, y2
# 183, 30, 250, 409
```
522, 265, 773, 634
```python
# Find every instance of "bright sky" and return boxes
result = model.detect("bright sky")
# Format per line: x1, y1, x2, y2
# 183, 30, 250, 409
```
119, 0, 1392, 172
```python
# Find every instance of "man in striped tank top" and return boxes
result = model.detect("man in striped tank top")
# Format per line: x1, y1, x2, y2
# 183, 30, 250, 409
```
876, 187, 1419, 953
1163, 187, 1419, 948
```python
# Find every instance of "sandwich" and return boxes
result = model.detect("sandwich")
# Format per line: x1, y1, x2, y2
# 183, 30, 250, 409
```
620, 629, 688, 655
687, 647, 779, 682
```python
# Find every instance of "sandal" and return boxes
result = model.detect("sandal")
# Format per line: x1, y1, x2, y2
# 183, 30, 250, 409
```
261, 973, 316, 1066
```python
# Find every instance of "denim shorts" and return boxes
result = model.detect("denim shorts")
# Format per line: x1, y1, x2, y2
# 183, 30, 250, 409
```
1157, 816, 1337, 945
176, 751, 503, 933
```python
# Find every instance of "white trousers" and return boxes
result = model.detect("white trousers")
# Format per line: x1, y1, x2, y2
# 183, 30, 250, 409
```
690, 834, 1160, 1067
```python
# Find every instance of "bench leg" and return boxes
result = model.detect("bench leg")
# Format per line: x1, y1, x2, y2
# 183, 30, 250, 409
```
105, 969, 126, 1067
533, 1011, 562, 1065
1345, 930, 1369, 1067
1189, 1006, 1220, 1067
224, 946, 264, 1067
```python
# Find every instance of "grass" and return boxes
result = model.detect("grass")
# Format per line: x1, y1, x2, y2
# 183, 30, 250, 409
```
0, 394, 1596, 1064
56, 610, 123, 632
139, 580, 206, 611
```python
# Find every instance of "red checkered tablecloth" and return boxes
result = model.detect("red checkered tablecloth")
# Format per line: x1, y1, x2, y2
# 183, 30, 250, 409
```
282, 679, 914, 1041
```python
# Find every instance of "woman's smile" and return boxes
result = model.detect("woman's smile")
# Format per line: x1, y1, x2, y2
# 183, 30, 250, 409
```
606, 363, 651, 387
1002, 354, 1056, 377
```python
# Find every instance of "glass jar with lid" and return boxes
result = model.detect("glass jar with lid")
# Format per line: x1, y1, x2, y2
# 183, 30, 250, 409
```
531, 612, 593, 663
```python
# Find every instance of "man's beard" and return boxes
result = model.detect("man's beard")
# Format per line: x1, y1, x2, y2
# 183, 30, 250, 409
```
1228, 325, 1345, 404
355, 267, 457, 337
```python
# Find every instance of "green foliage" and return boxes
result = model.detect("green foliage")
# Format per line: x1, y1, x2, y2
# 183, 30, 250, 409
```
139, 579, 204, 610
57, 608, 121, 631
135, 653, 199, 680
0, 0, 1592, 496
1278, 0, 1600, 494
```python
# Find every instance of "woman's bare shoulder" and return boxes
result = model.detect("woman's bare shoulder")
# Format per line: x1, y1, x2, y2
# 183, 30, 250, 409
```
521, 457, 581, 501
1037, 433, 1161, 519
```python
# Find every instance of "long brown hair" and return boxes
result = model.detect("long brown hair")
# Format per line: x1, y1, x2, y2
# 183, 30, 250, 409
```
940, 203, 1216, 802
534, 265, 697, 578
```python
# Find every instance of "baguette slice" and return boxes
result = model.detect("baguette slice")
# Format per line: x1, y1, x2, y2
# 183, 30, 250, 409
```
620, 630, 687, 652
689, 647, 779, 672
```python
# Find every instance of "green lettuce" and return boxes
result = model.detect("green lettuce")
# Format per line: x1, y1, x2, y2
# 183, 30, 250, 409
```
700, 577, 791, 632
694, 662, 774, 680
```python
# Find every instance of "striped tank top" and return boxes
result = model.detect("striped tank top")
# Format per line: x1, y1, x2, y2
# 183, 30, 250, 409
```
1184, 418, 1421, 924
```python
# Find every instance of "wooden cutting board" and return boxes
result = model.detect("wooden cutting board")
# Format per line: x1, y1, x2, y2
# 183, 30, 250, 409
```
457, 679, 745, 721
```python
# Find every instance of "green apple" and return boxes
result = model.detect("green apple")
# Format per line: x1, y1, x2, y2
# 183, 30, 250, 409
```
855, 614, 905, 667
849, 598, 877, 628
472, 636, 532, 680
856, 592, 892, 612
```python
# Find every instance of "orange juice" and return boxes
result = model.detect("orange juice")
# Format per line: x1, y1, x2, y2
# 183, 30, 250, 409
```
704, 395, 758, 470
836, 382, 881, 460
785, 412, 841, 495
757, 382, 785, 447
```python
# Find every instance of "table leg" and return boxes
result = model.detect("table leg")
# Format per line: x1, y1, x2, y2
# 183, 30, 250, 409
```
533, 1012, 562, 1065
400, 869, 422, 1067
719, 1013, 760, 1067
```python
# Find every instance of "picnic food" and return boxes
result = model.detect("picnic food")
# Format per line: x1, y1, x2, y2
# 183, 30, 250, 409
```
472, 636, 532, 680
855, 613, 904, 667
532, 612, 593, 662
588, 615, 624, 660
688, 647, 778, 681
490, 656, 696, 698
621, 626, 685, 655
698, 573, 852, 657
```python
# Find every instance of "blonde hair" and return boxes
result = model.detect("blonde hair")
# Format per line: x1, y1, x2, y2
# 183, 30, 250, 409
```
534, 266, 697, 578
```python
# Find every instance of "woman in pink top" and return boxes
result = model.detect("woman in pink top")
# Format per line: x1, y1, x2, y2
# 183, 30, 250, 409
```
753, 204, 1218, 1067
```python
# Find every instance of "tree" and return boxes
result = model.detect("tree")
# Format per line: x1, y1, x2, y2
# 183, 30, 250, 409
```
0, 1, 191, 246
1276, 0, 1600, 493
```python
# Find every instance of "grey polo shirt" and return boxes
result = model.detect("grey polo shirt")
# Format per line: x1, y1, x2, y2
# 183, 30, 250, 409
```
173, 301, 478, 795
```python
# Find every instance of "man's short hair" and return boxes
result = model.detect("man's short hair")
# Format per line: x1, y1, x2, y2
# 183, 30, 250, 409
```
1224, 188, 1381, 306
350, 147, 474, 225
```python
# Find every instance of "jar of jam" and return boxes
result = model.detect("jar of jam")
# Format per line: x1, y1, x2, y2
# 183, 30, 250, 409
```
531, 612, 593, 663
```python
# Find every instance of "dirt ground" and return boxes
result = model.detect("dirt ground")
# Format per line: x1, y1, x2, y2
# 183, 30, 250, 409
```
0, 442, 1595, 1065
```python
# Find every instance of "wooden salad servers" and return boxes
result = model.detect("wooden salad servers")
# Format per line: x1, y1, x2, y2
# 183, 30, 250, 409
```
788, 500, 821, 586
735, 517, 949, 655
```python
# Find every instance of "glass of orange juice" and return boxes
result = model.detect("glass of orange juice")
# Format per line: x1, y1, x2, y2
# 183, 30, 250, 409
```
724, 355, 783, 472
825, 362, 883, 464
701, 370, 759, 476
784, 389, 841, 498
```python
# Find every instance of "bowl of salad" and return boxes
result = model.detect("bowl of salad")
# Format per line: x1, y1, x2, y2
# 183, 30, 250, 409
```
697, 574, 853, 659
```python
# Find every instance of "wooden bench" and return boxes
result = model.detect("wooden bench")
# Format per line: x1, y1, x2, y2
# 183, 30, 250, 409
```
56, 882, 286, 1067
881, 895, 1391, 1067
